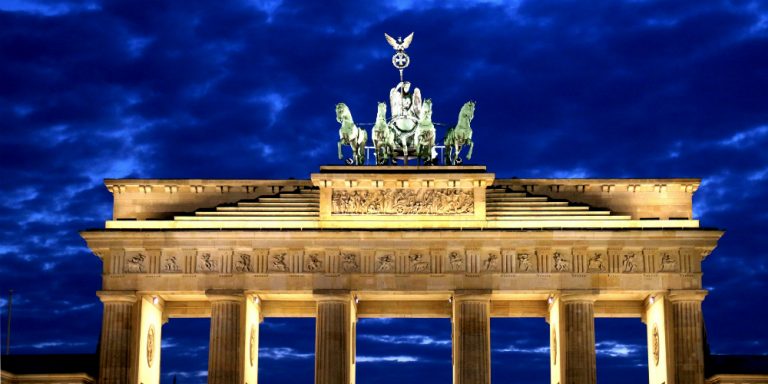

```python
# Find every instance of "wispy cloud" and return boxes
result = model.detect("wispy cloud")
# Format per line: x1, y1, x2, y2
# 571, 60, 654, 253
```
358, 334, 451, 346
595, 341, 642, 358
357, 355, 420, 363
259, 347, 314, 360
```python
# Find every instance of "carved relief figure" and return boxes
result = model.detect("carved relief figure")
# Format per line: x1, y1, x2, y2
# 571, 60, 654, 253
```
553, 252, 570, 272
249, 325, 257, 367
587, 253, 606, 272
652, 324, 660, 366
331, 189, 474, 215
270, 253, 288, 272
409, 253, 429, 273
235, 253, 253, 273
483, 252, 499, 271
448, 251, 464, 271
197, 252, 219, 272
622, 253, 637, 273
518, 253, 534, 272
162, 255, 180, 273
377, 254, 394, 272
342, 253, 360, 273
125, 253, 146, 273
552, 328, 557, 365
147, 325, 155, 368
660, 252, 677, 272
305, 253, 323, 272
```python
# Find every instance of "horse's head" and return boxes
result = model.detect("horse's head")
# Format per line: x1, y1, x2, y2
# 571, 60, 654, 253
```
420, 99, 433, 121
336, 103, 350, 123
461, 101, 476, 121
376, 102, 387, 120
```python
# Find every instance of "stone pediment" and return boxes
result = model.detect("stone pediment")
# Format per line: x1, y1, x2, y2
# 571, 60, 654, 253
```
102, 165, 700, 229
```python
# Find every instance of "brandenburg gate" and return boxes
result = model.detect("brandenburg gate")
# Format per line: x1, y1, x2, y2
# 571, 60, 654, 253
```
81, 165, 722, 384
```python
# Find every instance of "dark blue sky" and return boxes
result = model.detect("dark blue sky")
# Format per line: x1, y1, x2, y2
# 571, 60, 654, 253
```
1, 0, 767, 383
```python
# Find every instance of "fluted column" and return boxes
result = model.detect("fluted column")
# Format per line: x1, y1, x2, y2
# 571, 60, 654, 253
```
97, 291, 137, 384
549, 293, 596, 384
451, 292, 490, 384
207, 290, 246, 384
315, 291, 355, 384
669, 291, 706, 384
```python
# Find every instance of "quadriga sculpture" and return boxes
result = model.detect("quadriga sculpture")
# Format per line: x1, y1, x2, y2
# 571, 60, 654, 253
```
443, 101, 475, 165
372, 102, 396, 165
414, 99, 436, 165
336, 103, 368, 165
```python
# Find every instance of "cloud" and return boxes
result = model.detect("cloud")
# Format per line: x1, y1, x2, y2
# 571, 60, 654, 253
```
357, 355, 420, 363
259, 347, 314, 360
358, 334, 451, 347
494, 343, 550, 354
595, 341, 642, 358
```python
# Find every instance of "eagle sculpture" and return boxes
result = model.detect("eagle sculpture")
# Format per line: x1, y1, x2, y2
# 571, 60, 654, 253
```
384, 32, 414, 51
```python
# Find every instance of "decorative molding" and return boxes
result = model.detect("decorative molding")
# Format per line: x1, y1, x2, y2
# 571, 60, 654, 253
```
331, 189, 474, 215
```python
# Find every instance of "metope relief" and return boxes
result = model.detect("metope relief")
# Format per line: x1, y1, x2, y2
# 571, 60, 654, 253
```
196, 251, 220, 273
331, 189, 474, 215
161, 253, 181, 273
409, 252, 430, 273
125, 252, 147, 273
234, 252, 253, 273
304, 252, 324, 273
552, 252, 571, 272
447, 250, 465, 272
517, 253, 536, 272
269, 252, 289, 272
341, 252, 360, 273
587, 252, 607, 272
659, 251, 678, 272
376, 253, 395, 273
483, 251, 500, 272
622, 252, 639, 273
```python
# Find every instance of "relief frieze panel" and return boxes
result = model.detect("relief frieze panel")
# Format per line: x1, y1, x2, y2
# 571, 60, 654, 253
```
196, 250, 221, 273
103, 246, 700, 278
331, 188, 474, 215
161, 250, 182, 273
408, 250, 430, 273
304, 251, 325, 273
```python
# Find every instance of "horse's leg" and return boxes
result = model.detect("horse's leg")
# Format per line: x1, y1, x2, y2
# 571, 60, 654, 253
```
338, 141, 344, 160
466, 139, 474, 160
402, 138, 408, 166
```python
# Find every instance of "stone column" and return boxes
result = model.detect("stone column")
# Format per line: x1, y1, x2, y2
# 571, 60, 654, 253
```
451, 292, 490, 384
207, 290, 247, 384
549, 293, 596, 384
670, 291, 707, 384
315, 291, 355, 384
643, 290, 707, 384
97, 291, 137, 384
135, 295, 165, 384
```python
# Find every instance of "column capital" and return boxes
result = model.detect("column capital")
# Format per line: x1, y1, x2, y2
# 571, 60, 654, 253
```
313, 289, 352, 302
668, 290, 707, 303
453, 289, 491, 302
206, 289, 245, 302
558, 290, 598, 303
97, 290, 137, 303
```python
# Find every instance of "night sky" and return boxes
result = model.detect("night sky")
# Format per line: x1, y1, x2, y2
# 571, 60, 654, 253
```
1, 0, 767, 383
